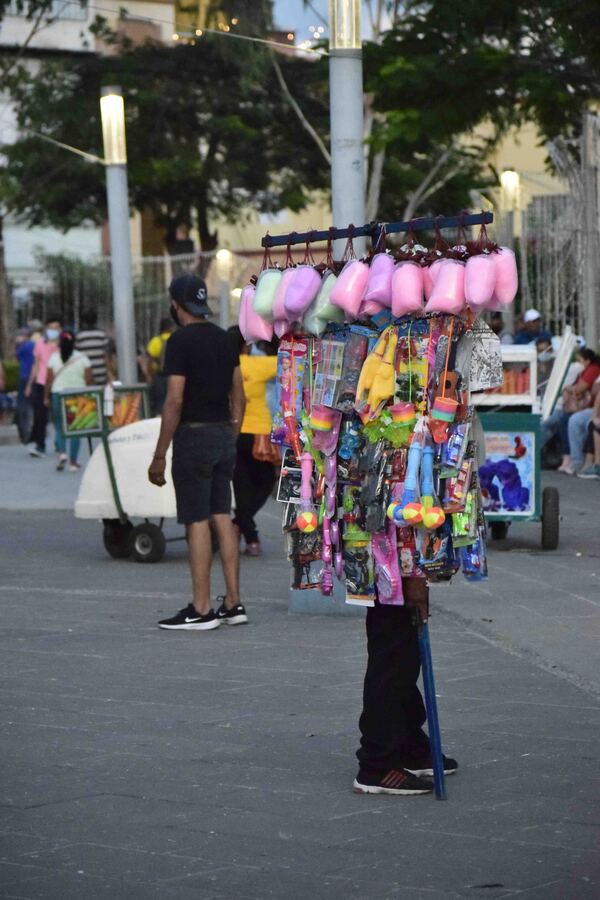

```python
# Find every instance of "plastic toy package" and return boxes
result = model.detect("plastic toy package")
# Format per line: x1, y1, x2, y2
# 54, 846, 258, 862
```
241, 219, 515, 607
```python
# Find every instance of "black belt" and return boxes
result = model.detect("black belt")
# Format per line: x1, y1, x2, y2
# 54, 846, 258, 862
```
179, 420, 231, 429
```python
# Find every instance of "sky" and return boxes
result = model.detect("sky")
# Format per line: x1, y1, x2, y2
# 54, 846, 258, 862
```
273, 2, 329, 37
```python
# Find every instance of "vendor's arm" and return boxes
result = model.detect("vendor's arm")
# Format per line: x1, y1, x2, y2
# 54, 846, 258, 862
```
229, 366, 246, 438
148, 374, 185, 486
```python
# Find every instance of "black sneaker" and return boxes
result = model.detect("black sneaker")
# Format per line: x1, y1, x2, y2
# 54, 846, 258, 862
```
353, 768, 433, 796
215, 597, 248, 626
402, 750, 458, 778
158, 604, 220, 631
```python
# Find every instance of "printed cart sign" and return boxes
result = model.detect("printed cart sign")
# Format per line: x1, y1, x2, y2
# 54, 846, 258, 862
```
480, 429, 536, 517
61, 389, 103, 437
107, 387, 149, 431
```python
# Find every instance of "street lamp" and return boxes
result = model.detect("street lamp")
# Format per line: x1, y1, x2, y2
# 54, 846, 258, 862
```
499, 168, 521, 332
100, 86, 137, 384
215, 248, 234, 330
500, 168, 521, 214
329, 0, 366, 257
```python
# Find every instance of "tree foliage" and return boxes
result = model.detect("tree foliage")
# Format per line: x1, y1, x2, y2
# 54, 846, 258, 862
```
362, 0, 600, 219
1, 32, 329, 249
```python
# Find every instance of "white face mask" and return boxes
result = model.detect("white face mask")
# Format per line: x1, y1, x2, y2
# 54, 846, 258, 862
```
46, 328, 59, 341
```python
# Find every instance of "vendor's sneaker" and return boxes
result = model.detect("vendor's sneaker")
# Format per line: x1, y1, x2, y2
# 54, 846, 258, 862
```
56, 454, 67, 471
68, 461, 81, 472
577, 464, 600, 479
353, 768, 433, 796
158, 605, 220, 631
402, 750, 458, 778
216, 597, 248, 625
29, 446, 44, 458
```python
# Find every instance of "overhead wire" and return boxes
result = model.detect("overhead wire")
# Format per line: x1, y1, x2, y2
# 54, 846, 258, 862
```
59, 0, 329, 56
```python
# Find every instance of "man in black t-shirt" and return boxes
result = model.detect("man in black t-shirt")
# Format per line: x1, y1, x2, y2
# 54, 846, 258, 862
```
148, 274, 247, 632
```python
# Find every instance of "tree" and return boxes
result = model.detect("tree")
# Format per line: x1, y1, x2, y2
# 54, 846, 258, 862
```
1, 31, 329, 250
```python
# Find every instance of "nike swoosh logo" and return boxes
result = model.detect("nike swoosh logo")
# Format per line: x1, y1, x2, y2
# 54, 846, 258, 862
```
184, 617, 203, 623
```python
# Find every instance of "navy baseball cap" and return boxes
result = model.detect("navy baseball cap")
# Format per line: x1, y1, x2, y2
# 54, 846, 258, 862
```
169, 274, 212, 317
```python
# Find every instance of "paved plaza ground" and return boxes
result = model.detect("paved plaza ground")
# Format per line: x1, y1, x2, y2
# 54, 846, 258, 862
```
0, 437, 599, 898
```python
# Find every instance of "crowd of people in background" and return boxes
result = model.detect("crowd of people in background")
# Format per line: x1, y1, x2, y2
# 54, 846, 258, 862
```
1, 303, 598, 488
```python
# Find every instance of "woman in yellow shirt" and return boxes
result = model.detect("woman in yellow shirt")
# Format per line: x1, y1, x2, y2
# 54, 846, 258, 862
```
228, 327, 278, 556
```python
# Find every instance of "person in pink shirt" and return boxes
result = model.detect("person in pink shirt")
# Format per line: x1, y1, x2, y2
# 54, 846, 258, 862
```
25, 313, 62, 457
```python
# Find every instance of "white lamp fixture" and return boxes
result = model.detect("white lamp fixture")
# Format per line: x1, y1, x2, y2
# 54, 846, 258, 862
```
215, 247, 234, 279
100, 86, 127, 166
500, 168, 520, 211
329, 0, 361, 50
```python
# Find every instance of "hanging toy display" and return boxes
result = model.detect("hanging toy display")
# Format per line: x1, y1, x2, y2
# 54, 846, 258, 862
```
240, 211, 510, 606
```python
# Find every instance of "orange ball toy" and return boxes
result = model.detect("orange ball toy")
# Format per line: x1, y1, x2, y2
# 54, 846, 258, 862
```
296, 510, 319, 533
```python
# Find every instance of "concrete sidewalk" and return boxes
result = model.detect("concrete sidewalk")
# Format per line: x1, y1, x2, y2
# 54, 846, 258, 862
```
0, 445, 599, 898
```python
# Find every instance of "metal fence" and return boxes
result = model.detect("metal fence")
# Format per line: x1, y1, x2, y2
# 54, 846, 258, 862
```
12, 251, 260, 347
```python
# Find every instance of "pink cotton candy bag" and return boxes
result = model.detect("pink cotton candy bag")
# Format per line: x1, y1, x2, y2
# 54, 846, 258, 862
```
464, 254, 496, 311
239, 284, 273, 342
391, 261, 424, 317
364, 252, 394, 307
330, 259, 369, 319
425, 259, 465, 314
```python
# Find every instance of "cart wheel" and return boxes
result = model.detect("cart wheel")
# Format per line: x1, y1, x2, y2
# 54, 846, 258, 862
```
102, 519, 133, 559
130, 523, 166, 563
541, 486, 560, 550
490, 521, 510, 541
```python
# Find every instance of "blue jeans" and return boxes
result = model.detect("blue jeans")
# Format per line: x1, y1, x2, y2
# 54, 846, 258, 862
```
541, 408, 571, 454
568, 408, 593, 468
51, 393, 80, 463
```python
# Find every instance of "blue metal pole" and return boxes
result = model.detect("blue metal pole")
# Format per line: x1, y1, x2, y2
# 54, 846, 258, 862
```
417, 618, 446, 800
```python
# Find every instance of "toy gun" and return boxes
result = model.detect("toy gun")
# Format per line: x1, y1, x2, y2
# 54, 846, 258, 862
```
295, 452, 318, 533
283, 400, 302, 461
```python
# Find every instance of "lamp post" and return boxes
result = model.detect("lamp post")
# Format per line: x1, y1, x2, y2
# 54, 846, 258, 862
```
215, 248, 234, 330
499, 168, 521, 332
100, 86, 137, 384
329, 0, 366, 258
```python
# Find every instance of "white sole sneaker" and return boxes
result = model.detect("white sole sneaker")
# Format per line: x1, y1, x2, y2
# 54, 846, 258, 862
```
405, 765, 458, 777
353, 779, 431, 796
223, 613, 248, 626
158, 620, 221, 631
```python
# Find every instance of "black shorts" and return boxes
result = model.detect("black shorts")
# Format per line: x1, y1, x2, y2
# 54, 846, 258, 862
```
171, 422, 236, 524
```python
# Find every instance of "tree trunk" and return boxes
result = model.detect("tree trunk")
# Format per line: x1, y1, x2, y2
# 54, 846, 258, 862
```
0, 217, 14, 360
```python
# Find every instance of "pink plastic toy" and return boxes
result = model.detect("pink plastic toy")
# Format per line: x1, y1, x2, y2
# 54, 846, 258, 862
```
391, 260, 424, 317
493, 247, 518, 306
364, 252, 394, 307
372, 518, 404, 605
239, 284, 273, 343
464, 253, 496, 312
330, 259, 369, 319
423, 257, 444, 300
284, 265, 322, 320
425, 259, 465, 314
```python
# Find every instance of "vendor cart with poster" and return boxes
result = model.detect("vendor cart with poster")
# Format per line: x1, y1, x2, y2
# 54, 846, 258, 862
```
64, 384, 180, 563
471, 345, 560, 549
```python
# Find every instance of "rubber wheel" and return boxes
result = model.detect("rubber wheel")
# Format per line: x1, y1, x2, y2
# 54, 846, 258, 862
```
490, 521, 510, 541
541, 486, 560, 550
129, 523, 166, 563
102, 519, 133, 559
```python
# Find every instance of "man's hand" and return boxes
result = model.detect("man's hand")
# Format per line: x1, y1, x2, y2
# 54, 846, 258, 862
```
148, 456, 167, 487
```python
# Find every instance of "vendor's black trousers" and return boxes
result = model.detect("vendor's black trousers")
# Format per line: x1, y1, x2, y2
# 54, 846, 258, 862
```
356, 603, 427, 774
30, 384, 48, 451
232, 433, 276, 544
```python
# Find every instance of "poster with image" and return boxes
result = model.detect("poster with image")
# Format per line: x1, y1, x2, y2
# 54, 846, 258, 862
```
479, 430, 535, 517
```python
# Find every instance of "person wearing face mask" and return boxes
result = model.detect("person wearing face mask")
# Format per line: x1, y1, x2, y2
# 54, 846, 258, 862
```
25, 313, 62, 457
148, 275, 246, 632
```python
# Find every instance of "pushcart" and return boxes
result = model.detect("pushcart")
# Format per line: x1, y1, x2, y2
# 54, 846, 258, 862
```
473, 345, 560, 550
66, 385, 181, 563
